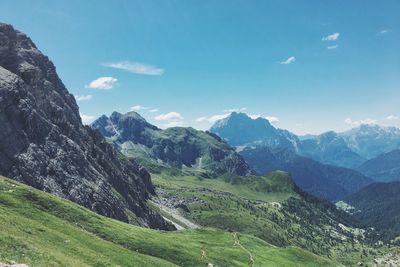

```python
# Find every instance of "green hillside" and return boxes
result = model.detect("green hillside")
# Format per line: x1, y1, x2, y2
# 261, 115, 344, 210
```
343, 181, 400, 242
0, 176, 340, 267
151, 171, 389, 266
91, 112, 251, 178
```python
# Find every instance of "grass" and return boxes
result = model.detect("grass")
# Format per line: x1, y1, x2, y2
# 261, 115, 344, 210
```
152, 170, 297, 203
0, 176, 340, 267
151, 171, 392, 266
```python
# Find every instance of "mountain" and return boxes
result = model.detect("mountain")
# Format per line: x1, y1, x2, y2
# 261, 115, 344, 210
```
239, 147, 373, 201
210, 112, 300, 151
340, 124, 400, 159
0, 23, 169, 229
210, 113, 400, 169
301, 124, 400, 167
0, 175, 340, 267
91, 111, 251, 178
343, 181, 400, 242
300, 131, 365, 168
357, 149, 400, 182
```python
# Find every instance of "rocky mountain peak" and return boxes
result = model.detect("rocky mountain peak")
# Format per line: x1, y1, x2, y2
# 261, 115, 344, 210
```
210, 112, 300, 151
0, 23, 170, 229
92, 111, 251, 177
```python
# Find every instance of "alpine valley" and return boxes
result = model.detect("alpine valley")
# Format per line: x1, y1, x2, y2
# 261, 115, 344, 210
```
1, 21, 400, 267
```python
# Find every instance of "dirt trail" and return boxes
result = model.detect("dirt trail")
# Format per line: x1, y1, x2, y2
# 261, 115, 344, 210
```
201, 246, 217, 267
232, 232, 254, 267
201, 246, 208, 260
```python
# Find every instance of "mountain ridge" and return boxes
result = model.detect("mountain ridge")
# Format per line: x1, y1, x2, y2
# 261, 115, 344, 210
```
91, 111, 251, 178
239, 146, 373, 201
210, 112, 400, 169
343, 181, 400, 242
356, 149, 400, 182
0, 23, 169, 229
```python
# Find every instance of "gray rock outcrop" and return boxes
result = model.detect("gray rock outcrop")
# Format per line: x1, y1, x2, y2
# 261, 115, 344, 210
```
0, 23, 171, 229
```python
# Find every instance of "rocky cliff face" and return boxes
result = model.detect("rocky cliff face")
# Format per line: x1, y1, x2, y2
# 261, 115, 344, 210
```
0, 23, 170, 229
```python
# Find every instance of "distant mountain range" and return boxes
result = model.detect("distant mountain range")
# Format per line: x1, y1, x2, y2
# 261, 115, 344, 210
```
91, 111, 251, 178
209, 112, 400, 200
210, 112, 400, 169
340, 124, 400, 159
300, 131, 365, 168
239, 146, 372, 201
357, 149, 400, 182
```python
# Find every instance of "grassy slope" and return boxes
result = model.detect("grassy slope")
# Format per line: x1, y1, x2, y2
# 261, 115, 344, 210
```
153, 170, 296, 203
0, 176, 339, 267
152, 171, 389, 266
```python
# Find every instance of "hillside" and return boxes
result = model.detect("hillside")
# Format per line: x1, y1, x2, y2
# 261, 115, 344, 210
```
0, 23, 168, 229
91, 112, 251, 178
0, 176, 340, 267
239, 147, 372, 201
150, 170, 389, 266
343, 181, 400, 242
357, 149, 400, 182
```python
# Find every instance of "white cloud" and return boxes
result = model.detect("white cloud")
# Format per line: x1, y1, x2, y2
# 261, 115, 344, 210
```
322, 32, 340, 41
155, 112, 184, 121
344, 117, 377, 126
195, 116, 208, 122
102, 61, 164, 76
327, 44, 339, 50
265, 116, 280, 123
223, 107, 247, 113
195, 113, 231, 123
86, 77, 118, 90
75, 95, 93, 102
344, 118, 352, 125
130, 105, 149, 111
385, 115, 399, 120
80, 113, 95, 125
208, 113, 230, 123
279, 56, 296, 65
377, 29, 390, 36
154, 111, 184, 128
130, 106, 160, 113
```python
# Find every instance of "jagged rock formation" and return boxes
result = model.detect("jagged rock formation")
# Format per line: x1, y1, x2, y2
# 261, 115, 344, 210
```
91, 111, 251, 178
0, 23, 170, 229
300, 131, 365, 168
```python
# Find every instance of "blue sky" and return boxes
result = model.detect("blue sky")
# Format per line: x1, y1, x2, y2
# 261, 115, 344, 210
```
1, 0, 399, 134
